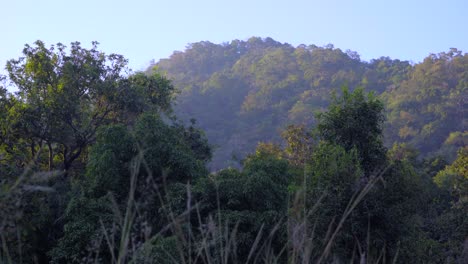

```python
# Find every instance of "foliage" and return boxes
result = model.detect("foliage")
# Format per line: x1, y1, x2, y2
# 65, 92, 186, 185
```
0, 41, 177, 263
151, 38, 466, 170
316, 87, 386, 174
2, 39, 467, 264
3, 41, 175, 174
192, 146, 292, 262
303, 142, 362, 259
49, 112, 211, 263
382, 49, 467, 160
132, 236, 179, 264
434, 147, 468, 207
281, 124, 314, 167
426, 148, 468, 262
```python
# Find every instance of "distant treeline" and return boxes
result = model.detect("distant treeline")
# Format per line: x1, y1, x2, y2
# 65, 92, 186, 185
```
150, 37, 467, 170
0, 39, 466, 263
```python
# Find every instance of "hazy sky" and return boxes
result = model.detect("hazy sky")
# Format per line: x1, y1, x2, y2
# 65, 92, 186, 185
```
2, 0, 467, 72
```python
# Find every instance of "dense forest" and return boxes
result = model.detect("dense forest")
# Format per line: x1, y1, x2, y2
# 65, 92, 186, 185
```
151, 37, 467, 170
0, 39, 466, 264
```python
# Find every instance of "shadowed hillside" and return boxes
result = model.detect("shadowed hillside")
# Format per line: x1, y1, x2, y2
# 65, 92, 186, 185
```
1, 40, 467, 263
149, 37, 467, 170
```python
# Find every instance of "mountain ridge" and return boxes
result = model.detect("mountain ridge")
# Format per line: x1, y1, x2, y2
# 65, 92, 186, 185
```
147, 37, 467, 170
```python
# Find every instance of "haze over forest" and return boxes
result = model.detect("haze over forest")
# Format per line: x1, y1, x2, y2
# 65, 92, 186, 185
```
0, 34, 466, 264
150, 37, 466, 170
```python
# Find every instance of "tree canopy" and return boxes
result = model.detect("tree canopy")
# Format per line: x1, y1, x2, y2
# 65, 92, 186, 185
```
150, 38, 466, 170
1, 39, 467, 264
2, 41, 175, 174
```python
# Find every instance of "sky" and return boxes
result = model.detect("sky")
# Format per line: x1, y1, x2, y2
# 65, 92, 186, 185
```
1, 0, 467, 73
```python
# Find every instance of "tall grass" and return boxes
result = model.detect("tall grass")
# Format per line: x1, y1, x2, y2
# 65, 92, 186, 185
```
88, 150, 395, 264
0, 148, 60, 264
1, 150, 395, 264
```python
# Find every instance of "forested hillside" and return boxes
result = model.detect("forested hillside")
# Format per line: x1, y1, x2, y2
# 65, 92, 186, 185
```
149, 37, 467, 170
1, 40, 466, 263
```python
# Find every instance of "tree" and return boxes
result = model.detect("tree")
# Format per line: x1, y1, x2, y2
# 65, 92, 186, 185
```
316, 86, 386, 175
411, 148, 468, 263
434, 147, 468, 209
192, 143, 292, 262
382, 50, 468, 159
281, 124, 314, 167
4, 40, 175, 174
1, 40, 177, 263
303, 142, 362, 261
311, 87, 424, 262
50, 113, 211, 263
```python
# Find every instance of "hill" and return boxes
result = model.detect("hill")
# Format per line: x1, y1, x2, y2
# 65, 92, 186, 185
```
2, 39, 466, 263
149, 37, 467, 170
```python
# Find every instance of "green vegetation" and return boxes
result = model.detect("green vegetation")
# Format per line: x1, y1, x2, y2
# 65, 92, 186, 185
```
0, 39, 467, 263
151, 37, 466, 170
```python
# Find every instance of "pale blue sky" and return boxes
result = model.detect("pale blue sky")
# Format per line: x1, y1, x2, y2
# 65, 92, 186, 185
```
1, 0, 467, 73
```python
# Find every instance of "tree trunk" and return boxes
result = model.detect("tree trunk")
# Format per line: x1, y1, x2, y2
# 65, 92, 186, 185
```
47, 141, 53, 171
30, 140, 36, 158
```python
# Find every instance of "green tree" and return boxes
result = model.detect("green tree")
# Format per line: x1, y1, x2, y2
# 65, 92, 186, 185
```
4, 41, 175, 174
281, 124, 314, 167
1, 40, 176, 263
316, 86, 386, 175
50, 113, 211, 263
434, 147, 468, 207
310, 87, 427, 262
302, 142, 362, 261
433, 148, 467, 262
192, 144, 292, 262
382, 49, 467, 159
